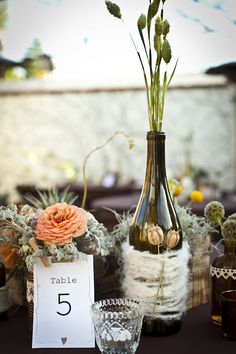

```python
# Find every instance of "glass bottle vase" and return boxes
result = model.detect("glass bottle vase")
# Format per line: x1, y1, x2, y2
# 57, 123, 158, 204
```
128, 131, 184, 336
210, 239, 236, 325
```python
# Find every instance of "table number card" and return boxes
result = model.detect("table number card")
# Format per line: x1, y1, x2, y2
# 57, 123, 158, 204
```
32, 256, 95, 348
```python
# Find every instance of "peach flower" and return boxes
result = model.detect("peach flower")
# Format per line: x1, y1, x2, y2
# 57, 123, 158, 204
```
35, 203, 88, 246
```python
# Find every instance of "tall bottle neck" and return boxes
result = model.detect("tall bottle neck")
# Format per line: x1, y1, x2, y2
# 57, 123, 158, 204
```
145, 131, 167, 181
224, 239, 236, 256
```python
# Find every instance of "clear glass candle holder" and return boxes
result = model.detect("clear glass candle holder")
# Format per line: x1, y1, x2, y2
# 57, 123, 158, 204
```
91, 298, 143, 354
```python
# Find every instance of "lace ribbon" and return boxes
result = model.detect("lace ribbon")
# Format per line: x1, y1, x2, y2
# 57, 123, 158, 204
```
210, 266, 236, 280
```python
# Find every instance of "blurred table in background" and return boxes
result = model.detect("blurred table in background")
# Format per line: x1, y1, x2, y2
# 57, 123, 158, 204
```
16, 184, 140, 210
16, 184, 236, 230
92, 192, 236, 230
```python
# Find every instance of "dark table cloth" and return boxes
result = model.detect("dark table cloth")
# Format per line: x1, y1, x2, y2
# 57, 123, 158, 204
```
1, 302, 235, 354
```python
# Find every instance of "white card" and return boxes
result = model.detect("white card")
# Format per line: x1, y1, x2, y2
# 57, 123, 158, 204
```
32, 256, 95, 348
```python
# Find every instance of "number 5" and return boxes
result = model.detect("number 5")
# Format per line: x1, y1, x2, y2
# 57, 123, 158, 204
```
57, 293, 71, 316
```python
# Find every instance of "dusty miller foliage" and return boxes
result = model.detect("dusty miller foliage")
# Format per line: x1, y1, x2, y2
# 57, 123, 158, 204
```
110, 210, 133, 243
174, 204, 214, 256
0, 204, 114, 271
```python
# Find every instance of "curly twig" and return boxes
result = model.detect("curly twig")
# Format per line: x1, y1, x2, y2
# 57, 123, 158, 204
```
81, 131, 134, 209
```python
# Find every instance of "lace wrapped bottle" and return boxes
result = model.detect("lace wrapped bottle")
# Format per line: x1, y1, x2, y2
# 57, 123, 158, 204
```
122, 131, 190, 336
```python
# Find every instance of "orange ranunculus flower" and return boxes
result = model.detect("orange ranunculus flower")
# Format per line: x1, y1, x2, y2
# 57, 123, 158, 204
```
35, 203, 88, 246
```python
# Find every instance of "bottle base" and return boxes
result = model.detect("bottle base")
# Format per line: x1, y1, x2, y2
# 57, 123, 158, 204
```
142, 317, 182, 336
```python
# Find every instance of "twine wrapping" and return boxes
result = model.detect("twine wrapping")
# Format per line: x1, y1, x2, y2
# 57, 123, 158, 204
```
121, 240, 190, 321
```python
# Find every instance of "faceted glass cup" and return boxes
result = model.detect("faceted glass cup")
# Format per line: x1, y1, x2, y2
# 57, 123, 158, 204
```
220, 290, 236, 340
91, 298, 143, 354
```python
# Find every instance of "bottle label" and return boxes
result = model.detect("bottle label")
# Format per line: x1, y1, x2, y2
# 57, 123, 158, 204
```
0, 286, 9, 312
210, 265, 236, 280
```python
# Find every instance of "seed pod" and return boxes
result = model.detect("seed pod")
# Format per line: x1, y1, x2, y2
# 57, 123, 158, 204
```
154, 33, 161, 57
155, 16, 163, 36
148, 0, 160, 21
162, 39, 172, 63
105, 1, 122, 19
138, 14, 146, 31
165, 230, 180, 249
147, 225, 164, 246
162, 20, 170, 35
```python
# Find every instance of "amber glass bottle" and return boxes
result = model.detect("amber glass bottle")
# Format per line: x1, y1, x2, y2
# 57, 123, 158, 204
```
210, 238, 236, 325
129, 131, 183, 336
0, 260, 8, 320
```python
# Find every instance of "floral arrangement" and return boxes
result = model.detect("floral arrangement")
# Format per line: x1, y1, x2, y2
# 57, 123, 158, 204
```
0, 131, 135, 273
105, 0, 177, 131
0, 197, 113, 272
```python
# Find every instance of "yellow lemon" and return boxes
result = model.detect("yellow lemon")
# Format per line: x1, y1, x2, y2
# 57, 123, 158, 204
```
190, 190, 203, 204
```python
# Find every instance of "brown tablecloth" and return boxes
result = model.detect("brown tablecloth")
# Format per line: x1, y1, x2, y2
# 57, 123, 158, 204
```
1, 303, 235, 354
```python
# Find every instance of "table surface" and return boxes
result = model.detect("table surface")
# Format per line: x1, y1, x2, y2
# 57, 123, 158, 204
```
1, 303, 235, 354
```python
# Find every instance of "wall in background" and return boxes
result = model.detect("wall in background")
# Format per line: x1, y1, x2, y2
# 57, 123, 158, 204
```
0, 75, 235, 202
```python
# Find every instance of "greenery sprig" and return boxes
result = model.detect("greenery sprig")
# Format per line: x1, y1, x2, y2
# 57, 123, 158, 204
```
105, 0, 178, 132
81, 131, 135, 209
